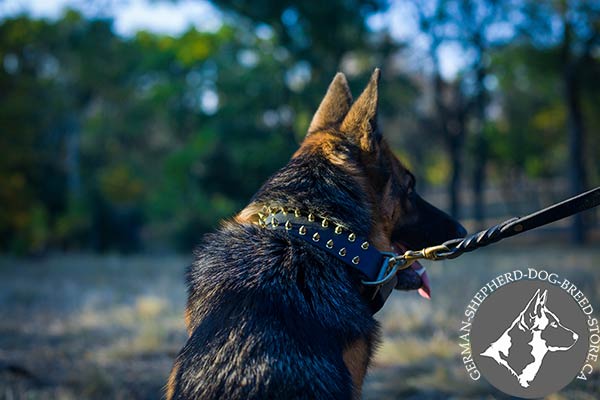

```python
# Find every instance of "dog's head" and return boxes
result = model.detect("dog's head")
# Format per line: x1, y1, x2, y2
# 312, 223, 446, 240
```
295, 70, 465, 261
238, 69, 465, 299
520, 289, 579, 351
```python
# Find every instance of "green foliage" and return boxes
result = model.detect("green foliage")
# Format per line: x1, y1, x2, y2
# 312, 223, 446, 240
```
1, 2, 598, 254
487, 44, 567, 179
486, 39, 600, 184
0, 4, 400, 253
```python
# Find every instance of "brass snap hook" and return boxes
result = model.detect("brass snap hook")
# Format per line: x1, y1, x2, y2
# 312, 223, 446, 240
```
422, 244, 452, 260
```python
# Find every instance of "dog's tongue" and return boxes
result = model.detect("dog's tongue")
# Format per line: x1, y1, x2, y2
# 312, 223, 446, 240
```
412, 261, 431, 299
396, 243, 432, 300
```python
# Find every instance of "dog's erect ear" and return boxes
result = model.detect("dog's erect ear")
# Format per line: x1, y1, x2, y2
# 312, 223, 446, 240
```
534, 289, 548, 316
340, 68, 381, 152
307, 72, 353, 135
523, 289, 547, 323
520, 288, 542, 329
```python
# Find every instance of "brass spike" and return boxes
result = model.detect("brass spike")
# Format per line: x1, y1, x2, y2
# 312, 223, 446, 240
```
308, 213, 315, 222
285, 220, 292, 230
348, 233, 356, 242
312, 232, 320, 242
257, 212, 265, 220
334, 225, 343, 235
326, 239, 334, 249
271, 217, 279, 227
299, 225, 307, 235
339, 247, 347, 257
321, 218, 329, 228
352, 256, 360, 265
294, 209, 301, 218
258, 219, 266, 228
280, 207, 287, 215
361, 241, 369, 250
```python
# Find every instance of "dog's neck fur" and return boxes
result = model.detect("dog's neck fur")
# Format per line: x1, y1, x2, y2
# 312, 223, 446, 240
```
481, 318, 522, 377
519, 331, 548, 387
246, 149, 373, 237
481, 307, 555, 388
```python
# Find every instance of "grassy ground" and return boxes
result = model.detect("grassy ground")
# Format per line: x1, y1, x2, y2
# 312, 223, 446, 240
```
1, 245, 599, 399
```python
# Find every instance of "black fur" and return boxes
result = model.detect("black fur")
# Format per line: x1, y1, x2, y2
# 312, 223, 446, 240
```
169, 150, 378, 399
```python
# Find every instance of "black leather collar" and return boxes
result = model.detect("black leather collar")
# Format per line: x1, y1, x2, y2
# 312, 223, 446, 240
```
259, 208, 402, 313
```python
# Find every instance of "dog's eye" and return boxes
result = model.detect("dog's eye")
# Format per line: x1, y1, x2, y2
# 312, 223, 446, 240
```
550, 321, 558, 328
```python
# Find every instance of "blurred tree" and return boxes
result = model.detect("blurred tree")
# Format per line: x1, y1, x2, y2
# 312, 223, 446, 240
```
407, 0, 516, 223
0, 4, 401, 254
411, 0, 469, 218
558, 1, 598, 243
0, 14, 94, 252
1, 1, 597, 254
489, 44, 567, 212
446, 0, 514, 228
517, 0, 600, 243
210, 0, 388, 77
208, 0, 403, 138
0, 12, 172, 252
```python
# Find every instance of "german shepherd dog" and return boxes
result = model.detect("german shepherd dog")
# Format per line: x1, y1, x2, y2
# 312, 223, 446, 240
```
166, 69, 466, 399
481, 288, 579, 388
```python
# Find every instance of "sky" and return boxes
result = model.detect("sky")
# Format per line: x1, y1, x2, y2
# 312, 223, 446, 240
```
0, 0, 223, 36
0, 0, 465, 78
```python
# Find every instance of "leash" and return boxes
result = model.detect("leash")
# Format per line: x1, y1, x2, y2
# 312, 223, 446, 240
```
392, 186, 600, 266
258, 186, 600, 313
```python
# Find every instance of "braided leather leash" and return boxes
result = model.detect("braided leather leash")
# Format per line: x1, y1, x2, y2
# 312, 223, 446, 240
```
391, 186, 600, 266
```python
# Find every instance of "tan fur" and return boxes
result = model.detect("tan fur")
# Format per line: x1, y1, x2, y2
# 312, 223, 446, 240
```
165, 359, 181, 400
340, 69, 380, 152
308, 73, 353, 134
343, 339, 370, 399
234, 202, 263, 224
293, 132, 357, 171
293, 132, 370, 200
367, 184, 395, 252
184, 306, 193, 335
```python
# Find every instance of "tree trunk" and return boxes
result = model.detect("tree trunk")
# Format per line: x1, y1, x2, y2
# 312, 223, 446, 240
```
65, 115, 81, 200
448, 95, 466, 219
432, 67, 464, 219
562, 19, 587, 243
472, 62, 487, 230
449, 144, 462, 218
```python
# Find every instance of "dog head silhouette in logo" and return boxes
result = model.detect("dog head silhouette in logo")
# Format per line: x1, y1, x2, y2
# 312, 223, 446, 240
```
480, 288, 579, 388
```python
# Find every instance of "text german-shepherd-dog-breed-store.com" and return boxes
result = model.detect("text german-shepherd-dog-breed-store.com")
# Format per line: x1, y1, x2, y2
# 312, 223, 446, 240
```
166, 69, 466, 400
